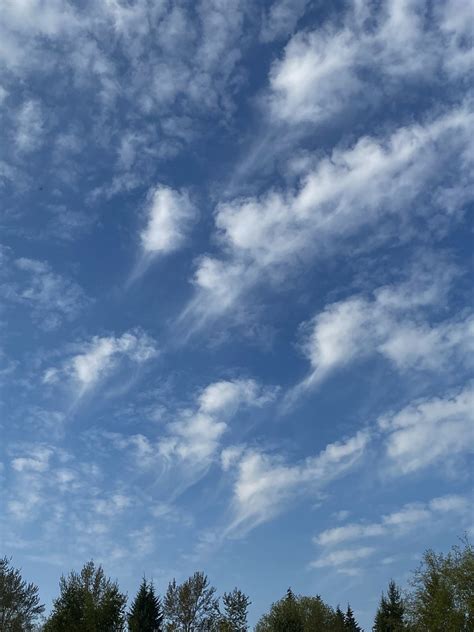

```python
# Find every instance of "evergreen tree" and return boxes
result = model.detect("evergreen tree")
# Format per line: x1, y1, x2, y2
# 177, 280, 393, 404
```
163, 571, 220, 631
334, 605, 347, 631
43, 560, 126, 631
221, 588, 250, 631
373, 580, 406, 631
345, 605, 363, 631
128, 578, 163, 632
0, 557, 44, 631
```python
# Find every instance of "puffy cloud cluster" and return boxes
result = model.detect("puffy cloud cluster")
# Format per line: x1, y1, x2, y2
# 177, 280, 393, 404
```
158, 379, 274, 466
186, 106, 473, 325
296, 257, 473, 389
268, 0, 472, 125
379, 385, 474, 474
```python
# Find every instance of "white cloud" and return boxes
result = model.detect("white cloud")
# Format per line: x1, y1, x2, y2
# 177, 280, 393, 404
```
0, 250, 88, 330
379, 385, 474, 474
294, 256, 473, 390
221, 445, 244, 471
185, 106, 473, 326
225, 430, 369, 535
93, 493, 132, 517
260, 0, 310, 42
43, 330, 158, 394
7, 443, 84, 522
0, 0, 253, 182
310, 546, 375, 569
267, 0, 471, 125
11, 445, 52, 473
140, 185, 197, 256
15, 100, 45, 152
158, 379, 273, 466
315, 494, 469, 546
13, 257, 88, 329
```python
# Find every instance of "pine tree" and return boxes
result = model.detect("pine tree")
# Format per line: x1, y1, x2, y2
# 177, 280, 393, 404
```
345, 604, 363, 631
221, 588, 250, 631
373, 580, 406, 631
0, 557, 44, 632
128, 578, 163, 632
334, 605, 347, 631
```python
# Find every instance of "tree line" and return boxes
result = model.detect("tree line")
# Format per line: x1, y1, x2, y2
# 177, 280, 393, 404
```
1, 539, 472, 631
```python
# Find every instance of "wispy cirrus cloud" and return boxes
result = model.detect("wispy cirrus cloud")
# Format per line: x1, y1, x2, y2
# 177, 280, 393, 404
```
224, 430, 369, 536
0, 250, 89, 330
43, 330, 158, 395
310, 492, 471, 575
315, 494, 470, 547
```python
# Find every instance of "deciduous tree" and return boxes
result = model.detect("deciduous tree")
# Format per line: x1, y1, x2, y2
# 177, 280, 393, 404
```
405, 539, 474, 631
163, 571, 220, 631
0, 557, 44, 632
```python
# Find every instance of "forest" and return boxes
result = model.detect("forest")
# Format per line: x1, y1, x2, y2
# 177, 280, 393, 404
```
1, 539, 472, 631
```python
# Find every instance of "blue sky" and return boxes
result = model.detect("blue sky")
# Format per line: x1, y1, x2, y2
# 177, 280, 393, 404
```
0, 0, 473, 628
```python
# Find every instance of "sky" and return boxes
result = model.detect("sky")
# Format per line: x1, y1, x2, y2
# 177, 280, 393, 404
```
0, 0, 473, 628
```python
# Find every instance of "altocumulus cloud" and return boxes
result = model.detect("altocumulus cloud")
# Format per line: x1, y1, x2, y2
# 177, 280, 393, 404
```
185, 106, 473, 327
379, 384, 474, 475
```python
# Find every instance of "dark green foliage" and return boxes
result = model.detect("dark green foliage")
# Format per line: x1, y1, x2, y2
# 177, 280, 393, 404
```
221, 588, 250, 631
405, 539, 474, 632
373, 580, 406, 632
334, 606, 347, 631
255, 589, 304, 632
345, 605, 363, 631
299, 594, 339, 630
3, 538, 472, 632
255, 589, 347, 632
163, 571, 220, 631
0, 557, 44, 631
43, 560, 126, 631
128, 578, 163, 632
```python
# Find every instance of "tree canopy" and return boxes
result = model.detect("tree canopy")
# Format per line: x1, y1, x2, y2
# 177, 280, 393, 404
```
43, 560, 127, 631
0, 557, 44, 632
406, 539, 474, 631
2, 538, 473, 631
